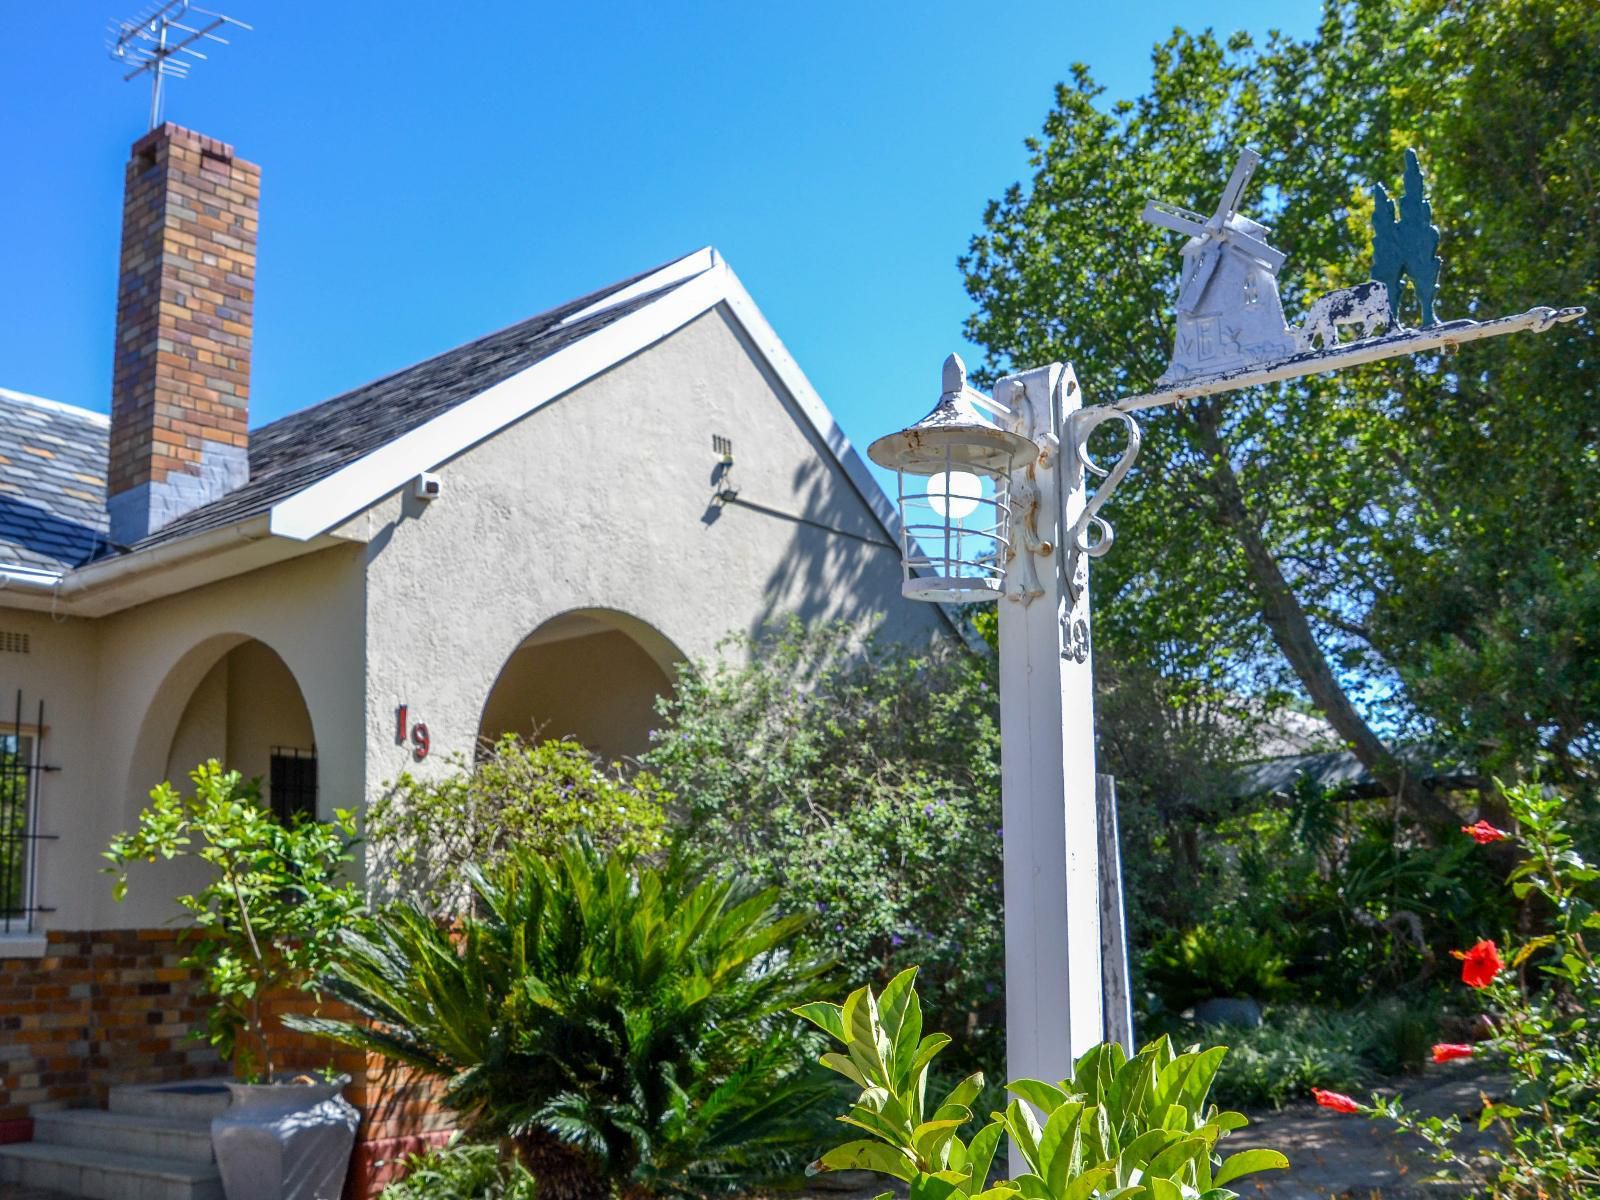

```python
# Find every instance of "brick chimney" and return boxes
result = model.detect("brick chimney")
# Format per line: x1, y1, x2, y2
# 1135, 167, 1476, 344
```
108, 123, 259, 546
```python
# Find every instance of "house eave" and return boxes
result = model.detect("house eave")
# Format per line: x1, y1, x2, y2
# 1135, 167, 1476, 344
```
0, 515, 368, 618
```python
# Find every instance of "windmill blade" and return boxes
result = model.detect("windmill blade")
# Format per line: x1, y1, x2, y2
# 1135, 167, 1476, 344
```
1215, 148, 1262, 218
1141, 199, 1208, 238
1219, 226, 1286, 272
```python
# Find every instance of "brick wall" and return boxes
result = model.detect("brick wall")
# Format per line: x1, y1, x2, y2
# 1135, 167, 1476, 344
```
0, 934, 455, 1199
108, 122, 259, 545
0, 929, 221, 1123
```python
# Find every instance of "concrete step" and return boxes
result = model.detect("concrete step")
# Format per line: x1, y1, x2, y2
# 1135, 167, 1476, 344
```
33, 1108, 216, 1165
0, 1140, 223, 1200
107, 1080, 231, 1121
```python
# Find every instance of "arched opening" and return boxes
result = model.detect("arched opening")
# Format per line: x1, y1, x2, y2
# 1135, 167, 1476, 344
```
478, 610, 682, 763
147, 637, 320, 820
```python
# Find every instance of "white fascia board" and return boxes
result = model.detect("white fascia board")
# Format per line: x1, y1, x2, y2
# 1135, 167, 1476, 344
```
559, 248, 719, 326
267, 266, 730, 542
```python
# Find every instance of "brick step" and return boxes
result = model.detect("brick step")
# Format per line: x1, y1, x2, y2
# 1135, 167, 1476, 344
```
107, 1080, 232, 1121
33, 1108, 216, 1165
0, 1140, 223, 1200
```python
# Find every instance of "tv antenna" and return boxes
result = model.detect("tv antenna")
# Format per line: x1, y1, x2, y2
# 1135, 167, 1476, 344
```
108, 2, 252, 130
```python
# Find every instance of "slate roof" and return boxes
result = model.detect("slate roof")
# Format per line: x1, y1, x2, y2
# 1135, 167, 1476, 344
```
0, 390, 112, 571
0, 260, 693, 574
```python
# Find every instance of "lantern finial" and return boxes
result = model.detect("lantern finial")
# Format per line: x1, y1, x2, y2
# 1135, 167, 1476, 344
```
942, 353, 966, 395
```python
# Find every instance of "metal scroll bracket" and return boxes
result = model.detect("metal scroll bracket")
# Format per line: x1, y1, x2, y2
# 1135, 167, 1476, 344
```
1063, 406, 1142, 607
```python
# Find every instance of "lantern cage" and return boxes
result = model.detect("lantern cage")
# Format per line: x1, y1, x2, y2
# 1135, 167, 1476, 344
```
868, 355, 1039, 605
892, 452, 1015, 603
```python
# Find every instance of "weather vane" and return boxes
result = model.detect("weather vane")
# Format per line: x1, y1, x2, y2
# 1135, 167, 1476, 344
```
1126, 147, 1586, 411
108, 1, 251, 130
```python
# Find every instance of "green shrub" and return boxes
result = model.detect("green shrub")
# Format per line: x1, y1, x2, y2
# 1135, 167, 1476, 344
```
1195, 998, 1443, 1110
104, 761, 365, 1081
647, 619, 1004, 1072
380, 1140, 536, 1200
368, 734, 668, 912
291, 840, 833, 1200
796, 968, 1289, 1199
1143, 917, 1290, 1010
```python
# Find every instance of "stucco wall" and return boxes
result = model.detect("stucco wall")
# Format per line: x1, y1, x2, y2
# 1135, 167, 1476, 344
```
357, 304, 946, 799
0, 543, 367, 932
1, 300, 945, 932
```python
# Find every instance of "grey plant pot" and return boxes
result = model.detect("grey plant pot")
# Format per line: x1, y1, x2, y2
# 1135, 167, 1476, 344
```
212, 1074, 360, 1200
1192, 996, 1264, 1029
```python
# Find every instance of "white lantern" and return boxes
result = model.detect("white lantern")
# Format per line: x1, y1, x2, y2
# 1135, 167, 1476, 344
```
867, 354, 1037, 603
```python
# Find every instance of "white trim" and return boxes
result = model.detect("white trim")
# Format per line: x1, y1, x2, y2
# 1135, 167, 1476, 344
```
559, 248, 719, 326
0, 933, 48, 959
0, 563, 64, 590
0, 387, 110, 427
268, 263, 730, 541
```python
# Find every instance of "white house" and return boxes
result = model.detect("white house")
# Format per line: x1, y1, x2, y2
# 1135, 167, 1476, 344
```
0, 122, 946, 1191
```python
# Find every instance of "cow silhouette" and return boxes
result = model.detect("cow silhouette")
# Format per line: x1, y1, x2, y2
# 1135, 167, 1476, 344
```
1297, 281, 1390, 351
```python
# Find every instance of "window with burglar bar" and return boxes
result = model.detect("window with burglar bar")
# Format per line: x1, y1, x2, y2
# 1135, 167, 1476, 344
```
3, 691, 54, 933
269, 746, 318, 824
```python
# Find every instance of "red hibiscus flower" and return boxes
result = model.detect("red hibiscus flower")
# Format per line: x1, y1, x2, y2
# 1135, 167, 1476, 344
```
1312, 1088, 1361, 1113
1461, 820, 1510, 845
1453, 939, 1504, 988
1432, 1043, 1475, 1064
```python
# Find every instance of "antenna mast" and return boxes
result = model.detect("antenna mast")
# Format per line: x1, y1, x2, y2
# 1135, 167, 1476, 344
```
109, 1, 252, 130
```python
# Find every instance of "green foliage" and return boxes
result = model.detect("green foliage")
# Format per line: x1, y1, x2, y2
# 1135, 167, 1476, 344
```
379, 1140, 537, 1200
647, 619, 1005, 1071
103, 761, 365, 1081
796, 968, 1287, 1200
1201, 1000, 1439, 1111
367, 734, 668, 912
1143, 920, 1289, 1012
961, 0, 1600, 807
1368, 781, 1600, 1197
290, 840, 834, 1198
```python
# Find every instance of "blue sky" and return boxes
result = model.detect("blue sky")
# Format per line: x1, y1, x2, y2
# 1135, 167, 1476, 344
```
1, 0, 1320, 485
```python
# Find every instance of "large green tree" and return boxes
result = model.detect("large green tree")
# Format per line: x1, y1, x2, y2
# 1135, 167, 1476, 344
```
961, 0, 1598, 828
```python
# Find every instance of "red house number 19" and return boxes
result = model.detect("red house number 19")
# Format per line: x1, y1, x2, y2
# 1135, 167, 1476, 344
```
395, 704, 430, 761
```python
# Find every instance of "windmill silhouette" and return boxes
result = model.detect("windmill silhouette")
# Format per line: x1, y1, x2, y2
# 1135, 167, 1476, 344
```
1143, 149, 1299, 384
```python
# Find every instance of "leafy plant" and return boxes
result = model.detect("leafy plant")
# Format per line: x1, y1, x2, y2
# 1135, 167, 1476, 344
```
1349, 781, 1600, 1197
291, 840, 834, 1200
647, 619, 1006, 1073
379, 1139, 537, 1200
368, 733, 668, 912
1143, 919, 1289, 1011
104, 760, 366, 1081
795, 968, 1288, 1200
1198, 999, 1441, 1110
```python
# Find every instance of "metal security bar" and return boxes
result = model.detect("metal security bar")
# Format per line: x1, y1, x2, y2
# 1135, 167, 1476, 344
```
3, 691, 57, 932
269, 746, 318, 824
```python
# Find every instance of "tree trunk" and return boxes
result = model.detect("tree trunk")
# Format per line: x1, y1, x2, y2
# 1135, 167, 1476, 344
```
514, 1128, 611, 1200
1189, 402, 1463, 835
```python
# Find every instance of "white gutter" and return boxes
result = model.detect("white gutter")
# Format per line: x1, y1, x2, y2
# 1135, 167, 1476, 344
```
0, 563, 64, 591
55, 513, 275, 598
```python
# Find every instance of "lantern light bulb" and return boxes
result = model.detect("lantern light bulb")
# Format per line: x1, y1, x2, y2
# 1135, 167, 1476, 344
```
927, 470, 983, 520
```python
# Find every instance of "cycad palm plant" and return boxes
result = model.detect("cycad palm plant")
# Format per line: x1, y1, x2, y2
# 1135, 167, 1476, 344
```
289, 841, 833, 1199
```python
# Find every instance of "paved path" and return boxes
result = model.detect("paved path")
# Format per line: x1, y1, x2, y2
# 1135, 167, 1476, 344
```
1227, 1063, 1500, 1198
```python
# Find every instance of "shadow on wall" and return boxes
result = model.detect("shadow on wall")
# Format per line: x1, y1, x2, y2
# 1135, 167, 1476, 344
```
739, 453, 927, 642
478, 609, 682, 764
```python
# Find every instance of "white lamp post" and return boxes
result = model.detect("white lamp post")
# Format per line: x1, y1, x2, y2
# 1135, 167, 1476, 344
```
868, 147, 1583, 1156
870, 355, 1141, 1124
